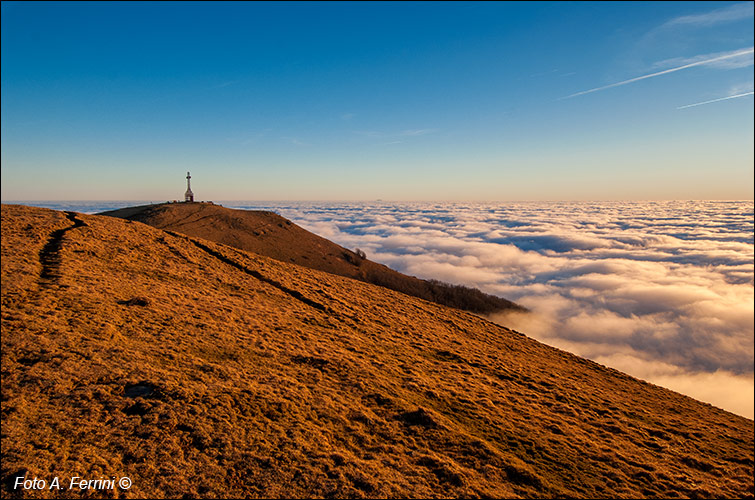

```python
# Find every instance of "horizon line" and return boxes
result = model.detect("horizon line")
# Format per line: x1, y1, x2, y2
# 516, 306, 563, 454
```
4, 198, 754, 204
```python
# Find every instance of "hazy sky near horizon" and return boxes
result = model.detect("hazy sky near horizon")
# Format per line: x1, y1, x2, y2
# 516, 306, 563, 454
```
1, 1, 753, 201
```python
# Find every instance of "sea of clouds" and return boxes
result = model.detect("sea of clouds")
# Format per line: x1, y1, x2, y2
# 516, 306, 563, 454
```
225, 200, 754, 419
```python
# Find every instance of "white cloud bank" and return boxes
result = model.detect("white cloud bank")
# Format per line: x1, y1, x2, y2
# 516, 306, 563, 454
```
230, 200, 754, 418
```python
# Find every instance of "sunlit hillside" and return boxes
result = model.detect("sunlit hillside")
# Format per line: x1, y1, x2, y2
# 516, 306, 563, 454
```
2, 204, 753, 499
100, 202, 523, 316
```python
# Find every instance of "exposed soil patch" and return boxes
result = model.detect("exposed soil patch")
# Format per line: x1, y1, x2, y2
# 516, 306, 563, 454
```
38, 211, 87, 285
123, 383, 158, 398
398, 408, 439, 428
292, 355, 330, 370
123, 401, 152, 416
118, 296, 151, 307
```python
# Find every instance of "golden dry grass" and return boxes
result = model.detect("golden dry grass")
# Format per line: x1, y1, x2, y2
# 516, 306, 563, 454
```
100, 202, 522, 315
1, 204, 753, 499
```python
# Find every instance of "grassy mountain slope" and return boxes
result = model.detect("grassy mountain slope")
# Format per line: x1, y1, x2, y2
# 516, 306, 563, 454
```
100, 202, 523, 315
1, 204, 753, 499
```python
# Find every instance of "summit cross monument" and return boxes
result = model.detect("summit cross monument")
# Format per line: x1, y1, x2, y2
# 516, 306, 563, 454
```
185, 172, 194, 202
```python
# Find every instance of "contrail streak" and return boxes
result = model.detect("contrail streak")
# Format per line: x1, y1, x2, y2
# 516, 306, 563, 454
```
562, 48, 754, 99
677, 91, 755, 109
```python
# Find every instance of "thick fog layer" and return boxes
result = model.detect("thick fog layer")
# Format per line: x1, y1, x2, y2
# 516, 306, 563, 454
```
228, 201, 754, 419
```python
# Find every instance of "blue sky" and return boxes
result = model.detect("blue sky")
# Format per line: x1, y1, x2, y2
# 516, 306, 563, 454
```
1, 1, 753, 201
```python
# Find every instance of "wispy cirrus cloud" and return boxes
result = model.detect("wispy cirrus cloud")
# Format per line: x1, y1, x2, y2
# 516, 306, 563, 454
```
282, 137, 309, 146
400, 129, 436, 136
677, 81, 754, 109
652, 48, 755, 71
355, 128, 437, 139
355, 130, 384, 138
562, 47, 754, 99
662, 1, 754, 28
729, 81, 755, 95
677, 91, 754, 110
213, 80, 239, 89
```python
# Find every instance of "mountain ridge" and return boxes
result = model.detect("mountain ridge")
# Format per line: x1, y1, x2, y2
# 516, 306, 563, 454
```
99, 202, 524, 316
